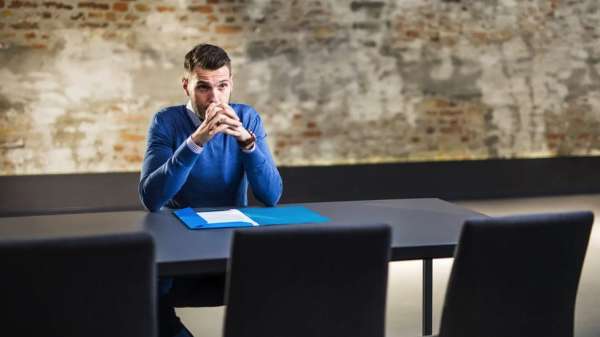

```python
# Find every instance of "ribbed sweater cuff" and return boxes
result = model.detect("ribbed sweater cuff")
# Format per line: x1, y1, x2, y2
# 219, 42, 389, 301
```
174, 140, 201, 166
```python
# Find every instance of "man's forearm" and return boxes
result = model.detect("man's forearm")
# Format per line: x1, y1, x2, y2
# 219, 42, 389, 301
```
139, 141, 201, 211
242, 144, 283, 206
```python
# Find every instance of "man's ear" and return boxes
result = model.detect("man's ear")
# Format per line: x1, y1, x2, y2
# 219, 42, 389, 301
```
182, 76, 190, 97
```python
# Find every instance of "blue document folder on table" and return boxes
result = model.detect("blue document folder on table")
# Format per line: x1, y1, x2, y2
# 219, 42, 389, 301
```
174, 206, 330, 230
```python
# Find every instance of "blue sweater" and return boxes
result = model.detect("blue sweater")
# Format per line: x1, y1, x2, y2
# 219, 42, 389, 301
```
139, 104, 282, 211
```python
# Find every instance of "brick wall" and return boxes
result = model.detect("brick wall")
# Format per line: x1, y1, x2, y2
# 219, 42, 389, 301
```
1, 0, 599, 174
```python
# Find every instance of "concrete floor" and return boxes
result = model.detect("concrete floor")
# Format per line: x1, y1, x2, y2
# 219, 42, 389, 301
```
177, 194, 600, 336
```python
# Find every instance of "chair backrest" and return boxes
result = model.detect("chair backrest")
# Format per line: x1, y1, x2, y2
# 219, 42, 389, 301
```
438, 211, 593, 337
223, 224, 391, 337
0, 232, 156, 337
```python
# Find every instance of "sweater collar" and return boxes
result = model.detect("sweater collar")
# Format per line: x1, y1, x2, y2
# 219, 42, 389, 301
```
185, 100, 202, 127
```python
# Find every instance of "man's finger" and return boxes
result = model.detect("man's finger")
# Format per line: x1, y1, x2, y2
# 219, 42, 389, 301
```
205, 103, 218, 121
223, 127, 241, 138
209, 123, 231, 136
218, 103, 240, 121
211, 113, 241, 128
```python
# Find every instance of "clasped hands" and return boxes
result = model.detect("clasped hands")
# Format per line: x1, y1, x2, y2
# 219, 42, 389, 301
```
190, 103, 253, 147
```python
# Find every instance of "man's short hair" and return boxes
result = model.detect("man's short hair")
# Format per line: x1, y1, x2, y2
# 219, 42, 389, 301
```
184, 44, 231, 74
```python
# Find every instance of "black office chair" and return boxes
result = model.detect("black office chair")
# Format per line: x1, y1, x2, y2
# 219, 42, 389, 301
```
223, 224, 391, 337
435, 211, 593, 337
0, 232, 156, 337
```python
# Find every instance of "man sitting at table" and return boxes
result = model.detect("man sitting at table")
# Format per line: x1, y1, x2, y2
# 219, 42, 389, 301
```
139, 43, 283, 337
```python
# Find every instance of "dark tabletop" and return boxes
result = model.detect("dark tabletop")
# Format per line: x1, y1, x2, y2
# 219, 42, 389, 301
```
0, 198, 483, 276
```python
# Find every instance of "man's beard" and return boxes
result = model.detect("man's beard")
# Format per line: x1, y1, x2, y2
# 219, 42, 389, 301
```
193, 99, 230, 120
191, 101, 206, 120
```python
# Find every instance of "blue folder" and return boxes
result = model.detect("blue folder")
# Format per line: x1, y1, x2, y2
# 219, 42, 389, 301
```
173, 206, 330, 230
173, 207, 254, 229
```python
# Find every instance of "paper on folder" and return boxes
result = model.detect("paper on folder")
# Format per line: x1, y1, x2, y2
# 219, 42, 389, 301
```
197, 209, 259, 226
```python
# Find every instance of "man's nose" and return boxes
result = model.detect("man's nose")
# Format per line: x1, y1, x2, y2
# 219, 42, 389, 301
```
207, 88, 220, 103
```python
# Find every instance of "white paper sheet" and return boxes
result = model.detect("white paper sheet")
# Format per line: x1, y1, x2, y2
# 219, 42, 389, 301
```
197, 209, 259, 226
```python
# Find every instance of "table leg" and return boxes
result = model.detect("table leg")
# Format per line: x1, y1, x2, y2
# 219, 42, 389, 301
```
422, 258, 432, 336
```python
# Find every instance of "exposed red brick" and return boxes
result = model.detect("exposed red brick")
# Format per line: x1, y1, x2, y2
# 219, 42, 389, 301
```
188, 5, 212, 13
351, 1, 385, 11
24, 31, 35, 39
405, 30, 419, 38
215, 24, 242, 34
117, 23, 131, 28
113, 2, 128, 12
79, 22, 109, 28
78, 2, 109, 10
219, 6, 239, 13
0, 0, 4, 8
0, 23, 4, 29
124, 13, 138, 21
433, 99, 451, 108
70, 12, 84, 20
30, 43, 46, 48
88, 11, 103, 18
306, 122, 317, 128
546, 133, 565, 141
42, 2, 73, 10
471, 31, 487, 41
105, 11, 116, 21
578, 133, 591, 140
10, 21, 38, 29
124, 154, 143, 163
121, 133, 145, 142
207, 0, 218, 3
156, 5, 175, 12
102, 31, 117, 39
41, 11, 52, 18
9, 1, 37, 8
134, 3, 149, 12
302, 130, 322, 138
439, 109, 460, 116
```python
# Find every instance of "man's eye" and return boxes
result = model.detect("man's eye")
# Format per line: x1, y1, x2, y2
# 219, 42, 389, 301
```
219, 84, 228, 89
196, 86, 210, 91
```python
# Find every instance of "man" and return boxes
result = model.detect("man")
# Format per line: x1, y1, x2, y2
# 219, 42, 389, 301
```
139, 44, 283, 337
